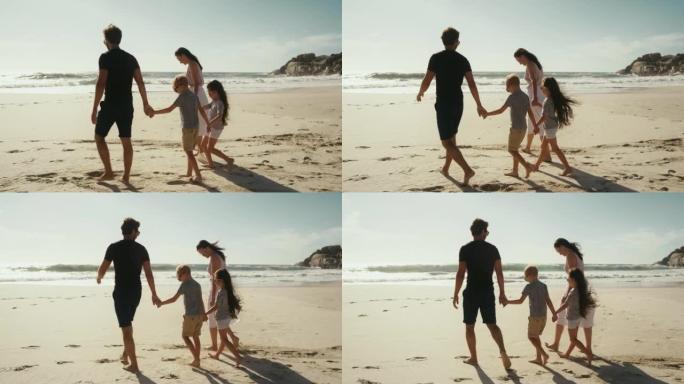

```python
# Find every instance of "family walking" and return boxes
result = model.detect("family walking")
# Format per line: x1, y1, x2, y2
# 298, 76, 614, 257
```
96, 218, 243, 373
91, 24, 233, 184
417, 27, 576, 185
453, 219, 596, 370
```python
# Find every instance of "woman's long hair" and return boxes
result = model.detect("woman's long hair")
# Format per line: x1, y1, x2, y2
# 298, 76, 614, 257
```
175, 47, 203, 70
207, 80, 229, 125
543, 77, 578, 128
215, 269, 242, 317
569, 268, 596, 317
554, 238, 584, 261
196, 240, 225, 261
514, 48, 543, 71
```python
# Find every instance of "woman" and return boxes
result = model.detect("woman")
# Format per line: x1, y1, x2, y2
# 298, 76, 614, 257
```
196, 240, 239, 351
175, 47, 209, 154
546, 238, 593, 355
514, 48, 549, 159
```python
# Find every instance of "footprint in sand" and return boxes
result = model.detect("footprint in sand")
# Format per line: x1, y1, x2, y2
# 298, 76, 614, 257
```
357, 380, 380, 384
21, 345, 40, 349
452, 378, 472, 382
56, 361, 73, 365
162, 357, 178, 362
358, 314, 368, 317
406, 356, 427, 362
167, 180, 186, 186
95, 358, 116, 364
161, 374, 179, 379
363, 366, 380, 370
12, 365, 37, 371
143, 348, 159, 352
65, 344, 81, 348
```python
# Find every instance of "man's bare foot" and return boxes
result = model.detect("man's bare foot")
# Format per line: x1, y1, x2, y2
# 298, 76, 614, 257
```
463, 170, 475, 185
529, 358, 544, 365
184, 172, 192, 178
189, 176, 203, 184
545, 342, 559, 351
501, 354, 512, 370
120, 354, 129, 365
122, 365, 140, 373
463, 358, 479, 366
504, 171, 519, 178
189, 360, 200, 368
98, 172, 115, 181
561, 168, 573, 177
121, 176, 130, 184
544, 157, 552, 163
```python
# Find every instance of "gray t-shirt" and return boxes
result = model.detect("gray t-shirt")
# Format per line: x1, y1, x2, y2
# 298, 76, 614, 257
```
522, 279, 548, 317
566, 288, 580, 320
215, 288, 230, 320
543, 98, 559, 130
504, 89, 530, 130
177, 278, 203, 316
174, 90, 200, 129
208, 100, 225, 131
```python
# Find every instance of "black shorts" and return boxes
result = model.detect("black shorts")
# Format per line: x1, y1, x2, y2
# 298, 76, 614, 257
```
113, 287, 141, 328
95, 101, 134, 138
462, 288, 496, 325
435, 99, 464, 141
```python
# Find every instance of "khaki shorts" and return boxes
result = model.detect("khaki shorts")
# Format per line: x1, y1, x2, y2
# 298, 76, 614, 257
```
182, 314, 203, 337
182, 128, 199, 152
528, 316, 547, 337
508, 128, 526, 151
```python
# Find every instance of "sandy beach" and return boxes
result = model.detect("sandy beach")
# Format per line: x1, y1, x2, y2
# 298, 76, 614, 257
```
343, 87, 684, 192
0, 85, 341, 192
0, 282, 341, 384
343, 283, 684, 384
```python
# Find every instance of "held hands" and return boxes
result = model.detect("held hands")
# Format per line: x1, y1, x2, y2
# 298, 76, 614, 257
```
143, 104, 155, 118
477, 105, 488, 119
152, 294, 161, 307
532, 99, 542, 108
552, 313, 558, 323
202, 313, 208, 322
498, 293, 507, 306
452, 295, 459, 309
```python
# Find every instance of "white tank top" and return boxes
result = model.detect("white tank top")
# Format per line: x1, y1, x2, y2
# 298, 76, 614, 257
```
564, 252, 584, 273
525, 62, 544, 103
207, 253, 227, 278
187, 62, 204, 87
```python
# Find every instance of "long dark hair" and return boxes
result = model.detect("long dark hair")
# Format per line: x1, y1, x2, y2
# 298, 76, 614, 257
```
196, 240, 225, 261
215, 269, 242, 317
543, 78, 578, 128
554, 238, 584, 261
207, 80, 229, 125
568, 268, 596, 317
514, 48, 543, 71
175, 47, 203, 70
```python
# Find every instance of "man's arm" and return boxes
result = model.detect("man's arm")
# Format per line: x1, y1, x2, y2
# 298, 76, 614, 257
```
91, 69, 107, 124
452, 261, 467, 309
416, 71, 435, 102
465, 71, 486, 116
96, 259, 111, 284
142, 261, 160, 305
133, 68, 152, 116
494, 259, 506, 304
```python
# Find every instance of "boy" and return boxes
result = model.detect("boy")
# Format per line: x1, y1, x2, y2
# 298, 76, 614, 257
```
151, 75, 210, 183
484, 75, 539, 178
504, 265, 557, 366
158, 265, 207, 367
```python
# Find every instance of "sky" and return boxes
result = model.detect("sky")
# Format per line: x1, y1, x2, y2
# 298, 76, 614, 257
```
344, 0, 684, 73
0, 0, 341, 73
343, 193, 684, 267
0, 193, 341, 266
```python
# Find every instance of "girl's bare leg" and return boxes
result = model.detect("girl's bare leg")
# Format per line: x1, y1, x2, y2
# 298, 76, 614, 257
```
549, 138, 572, 175
226, 326, 240, 347
208, 138, 233, 165
534, 138, 551, 170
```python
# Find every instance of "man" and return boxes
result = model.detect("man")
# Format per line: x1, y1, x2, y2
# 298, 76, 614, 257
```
417, 27, 486, 186
452, 218, 512, 370
91, 24, 153, 183
97, 218, 160, 373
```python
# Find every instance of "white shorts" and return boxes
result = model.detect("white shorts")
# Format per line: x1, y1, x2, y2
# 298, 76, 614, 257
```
208, 127, 224, 140
216, 317, 239, 330
561, 307, 595, 329
528, 103, 544, 135
543, 126, 558, 139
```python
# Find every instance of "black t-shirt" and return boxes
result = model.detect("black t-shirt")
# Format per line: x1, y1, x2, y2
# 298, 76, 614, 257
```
104, 239, 150, 290
459, 240, 501, 291
427, 50, 472, 103
98, 48, 139, 105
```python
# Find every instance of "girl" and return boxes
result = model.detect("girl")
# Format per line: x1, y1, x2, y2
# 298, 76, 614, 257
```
514, 48, 547, 157
205, 269, 242, 367
175, 47, 209, 154
196, 240, 239, 351
532, 78, 577, 176
202, 80, 234, 168
553, 268, 596, 364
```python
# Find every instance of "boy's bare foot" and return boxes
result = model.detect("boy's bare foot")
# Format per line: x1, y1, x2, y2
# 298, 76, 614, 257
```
121, 176, 130, 184
235, 356, 242, 368
189, 176, 203, 184
561, 168, 573, 177
208, 353, 219, 360
189, 360, 200, 368
463, 358, 478, 366
205, 345, 218, 351
545, 342, 559, 351
463, 170, 475, 186
586, 351, 593, 365
122, 365, 140, 373
184, 172, 192, 178
501, 354, 512, 370
524, 164, 533, 178
440, 165, 450, 177
504, 171, 519, 178
120, 354, 129, 365
98, 172, 115, 181
542, 351, 549, 365
529, 358, 544, 365
522, 148, 532, 155
532, 164, 541, 172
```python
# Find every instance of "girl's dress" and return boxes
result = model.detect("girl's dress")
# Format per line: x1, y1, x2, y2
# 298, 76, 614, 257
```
207, 254, 226, 328
525, 62, 545, 136
187, 63, 209, 137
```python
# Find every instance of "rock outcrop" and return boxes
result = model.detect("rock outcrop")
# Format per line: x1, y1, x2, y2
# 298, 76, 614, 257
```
297, 245, 342, 269
618, 53, 684, 76
655, 246, 684, 267
272, 53, 342, 76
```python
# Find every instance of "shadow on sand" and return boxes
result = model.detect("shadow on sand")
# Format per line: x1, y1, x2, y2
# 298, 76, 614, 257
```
537, 162, 637, 192
212, 165, 297, 192
193, 353, 315, 384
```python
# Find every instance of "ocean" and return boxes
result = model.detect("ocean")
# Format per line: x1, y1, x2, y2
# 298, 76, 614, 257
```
0, 72, 340, 94
0, 263, 341, 287
343, 72, 684, 94
344, 264, 684, 288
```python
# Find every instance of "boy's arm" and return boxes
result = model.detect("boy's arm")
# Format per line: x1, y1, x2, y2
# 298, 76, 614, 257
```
153, 104, 176, 115
506, 294, 527, 305
527, 106, 540, 133
159, 292, 181, 307
465, 71, 486, 116
91, 69, 107, 124
486, 104, 508, 117
416, 71, 435, 102
96, 259, 111, 284
133, 68, 152, 116
452, 261, 467, 309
